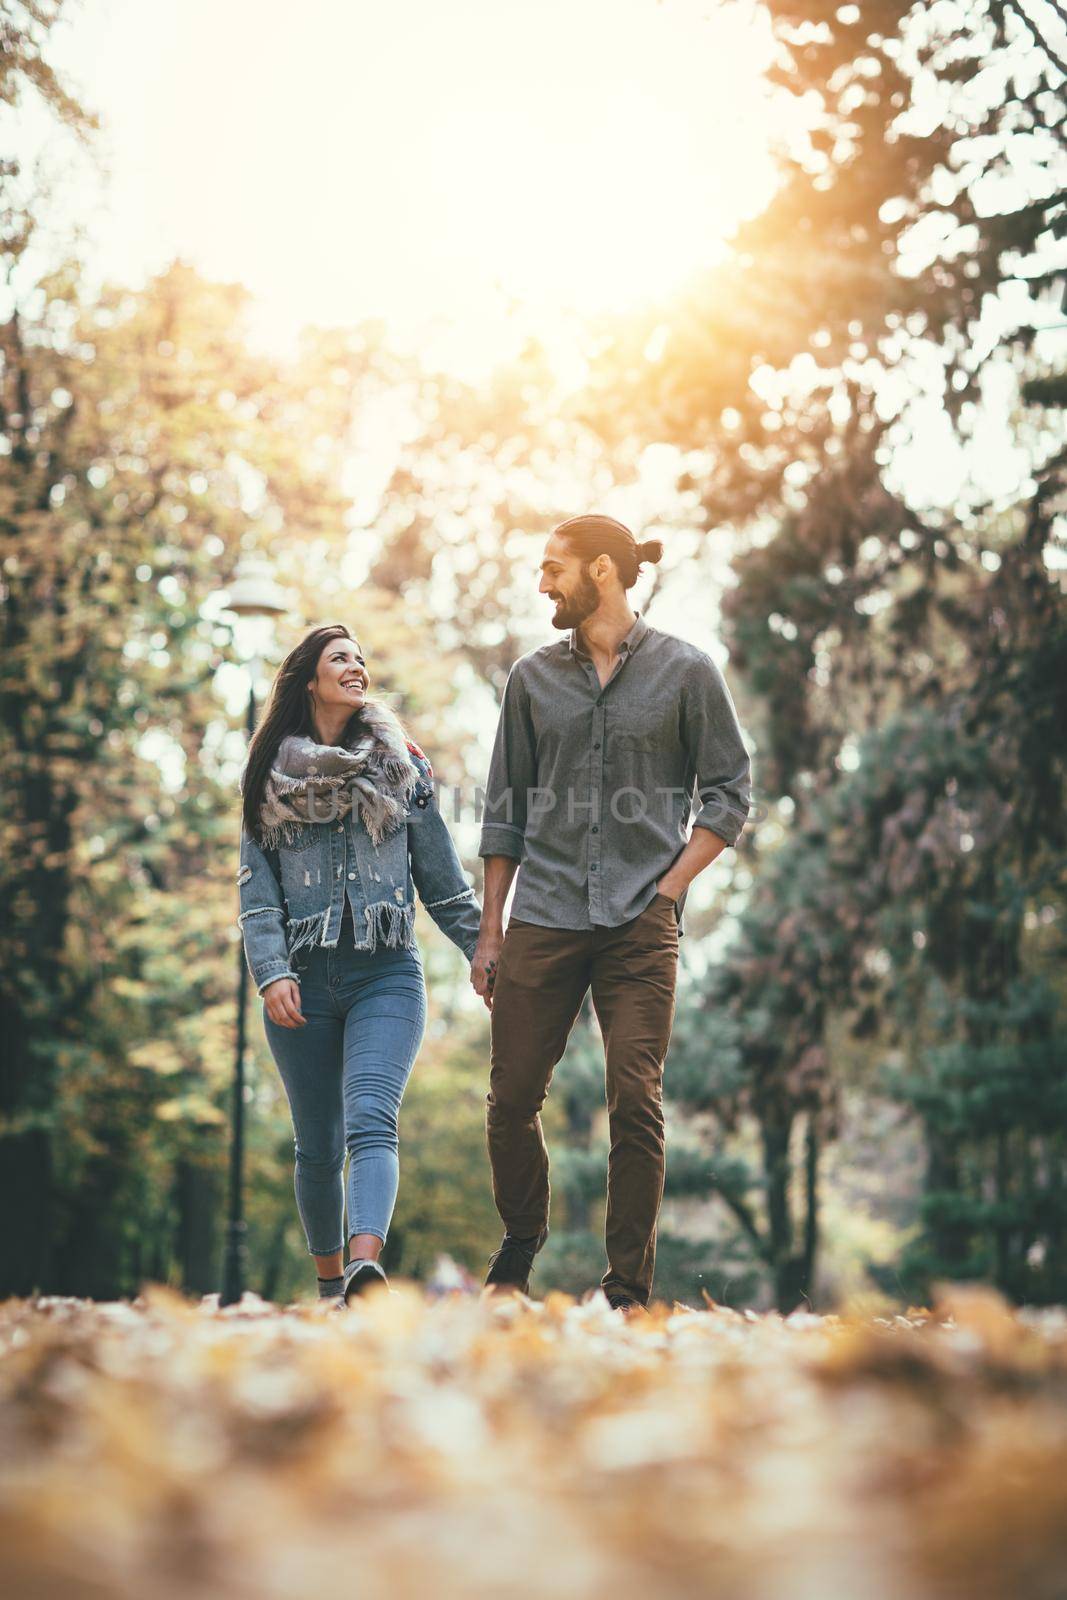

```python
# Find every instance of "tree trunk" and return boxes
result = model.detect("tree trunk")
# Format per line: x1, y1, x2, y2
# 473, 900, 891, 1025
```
0, 989, 55, 1295
259, 1209, 290, 1304
762, 1115, 804, 1311
925, 1130, 968, 1270
177, 1157, 220, 1295
801, 1113, 820, 1299
994, 1129, 1011, 1288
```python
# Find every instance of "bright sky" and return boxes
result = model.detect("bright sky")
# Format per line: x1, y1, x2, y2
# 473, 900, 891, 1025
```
16, 0, 1055, 591
44, 0, 782, 361
27, 0, 785, 926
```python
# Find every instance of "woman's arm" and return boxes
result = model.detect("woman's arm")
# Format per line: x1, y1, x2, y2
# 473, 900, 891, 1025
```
406, 750, 482, 961
237, 821, 300, 995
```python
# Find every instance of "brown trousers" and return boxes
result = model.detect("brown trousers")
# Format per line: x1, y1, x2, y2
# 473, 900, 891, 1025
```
486, 894, 679, 1304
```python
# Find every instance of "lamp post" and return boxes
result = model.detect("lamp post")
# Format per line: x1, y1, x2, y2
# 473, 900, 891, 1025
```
219, 556, 288, 1308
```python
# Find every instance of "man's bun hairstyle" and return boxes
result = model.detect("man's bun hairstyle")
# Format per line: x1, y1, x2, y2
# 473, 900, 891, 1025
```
553, 513, 664, 589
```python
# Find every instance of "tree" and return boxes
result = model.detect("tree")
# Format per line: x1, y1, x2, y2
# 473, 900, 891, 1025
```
0, 257, 380, 1295
553, 0, 1066, 1306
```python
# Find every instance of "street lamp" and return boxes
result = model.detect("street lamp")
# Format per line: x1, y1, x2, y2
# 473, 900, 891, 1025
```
219, 556, 289, 1308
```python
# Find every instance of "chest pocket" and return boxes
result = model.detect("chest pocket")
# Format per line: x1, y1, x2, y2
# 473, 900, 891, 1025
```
616, 731, 658, 755
613, 706, 676, 755
278, 821, 318, 851
279, 840, 325, 900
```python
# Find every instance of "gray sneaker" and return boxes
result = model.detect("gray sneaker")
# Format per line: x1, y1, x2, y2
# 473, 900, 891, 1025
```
340, 1258, 389, 1305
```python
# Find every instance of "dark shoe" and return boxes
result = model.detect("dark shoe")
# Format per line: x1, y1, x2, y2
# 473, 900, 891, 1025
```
341, 1257, 389, 1304
605, 1289, 644, 1317
484, 1227, 548, 1295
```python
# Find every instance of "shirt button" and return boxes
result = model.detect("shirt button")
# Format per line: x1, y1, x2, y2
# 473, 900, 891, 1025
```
347, 871, 356, 880
591, 825, 599, 833
336, 825, 344, 833
591, 863, 598, 871
593, 742, 601, 750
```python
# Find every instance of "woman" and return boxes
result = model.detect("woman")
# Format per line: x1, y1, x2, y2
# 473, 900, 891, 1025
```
237, 624, 482, 1306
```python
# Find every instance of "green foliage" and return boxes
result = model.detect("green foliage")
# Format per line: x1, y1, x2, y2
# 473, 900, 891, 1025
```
574, 0, 1067, 1311
0, 255, 389, 1295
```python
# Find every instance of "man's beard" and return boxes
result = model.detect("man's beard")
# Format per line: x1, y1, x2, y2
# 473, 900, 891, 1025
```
550, 572, 599, 631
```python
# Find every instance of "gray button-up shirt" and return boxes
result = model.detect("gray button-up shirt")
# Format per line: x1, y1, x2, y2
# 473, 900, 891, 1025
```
478, 612, 752, 933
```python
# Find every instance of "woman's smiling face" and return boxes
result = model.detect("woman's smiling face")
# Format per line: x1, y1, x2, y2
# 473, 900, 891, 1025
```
308, 635, 369, 714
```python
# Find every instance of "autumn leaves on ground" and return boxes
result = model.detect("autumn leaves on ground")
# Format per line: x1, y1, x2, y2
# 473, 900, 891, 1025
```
3, 1286, 1067, 1600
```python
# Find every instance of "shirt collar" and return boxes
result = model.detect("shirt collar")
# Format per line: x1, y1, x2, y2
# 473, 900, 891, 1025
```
569, 610, 650, 660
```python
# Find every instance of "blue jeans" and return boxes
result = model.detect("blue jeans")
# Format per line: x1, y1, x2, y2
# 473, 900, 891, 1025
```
262, 929, 427, 1255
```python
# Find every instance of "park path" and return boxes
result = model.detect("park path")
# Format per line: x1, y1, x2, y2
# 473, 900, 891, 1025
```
2, 1286, 1066, 1599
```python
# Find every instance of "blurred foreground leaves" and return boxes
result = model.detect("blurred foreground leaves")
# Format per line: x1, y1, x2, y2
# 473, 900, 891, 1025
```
2, 1285, 1067, 1600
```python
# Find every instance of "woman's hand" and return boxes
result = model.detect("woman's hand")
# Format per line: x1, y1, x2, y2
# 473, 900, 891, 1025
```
263, 977, 306, 1028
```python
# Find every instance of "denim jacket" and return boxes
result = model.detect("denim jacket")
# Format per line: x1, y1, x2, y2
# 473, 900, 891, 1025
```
237, 749, 481, 994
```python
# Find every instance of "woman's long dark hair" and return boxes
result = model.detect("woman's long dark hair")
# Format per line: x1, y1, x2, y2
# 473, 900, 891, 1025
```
241, 623, 366, 842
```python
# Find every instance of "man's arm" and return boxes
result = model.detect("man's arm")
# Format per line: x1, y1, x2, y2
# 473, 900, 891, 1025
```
687, 651, 752, 846
481, 854, 520, 933
473, 663, 536, 1005
477, 661, 536, 862
655, 826, 727, 903
658, 652, 751, 902
471, 856, 519, 1008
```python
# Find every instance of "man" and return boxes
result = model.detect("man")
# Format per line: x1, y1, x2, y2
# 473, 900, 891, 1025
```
472, 513, 752, 1311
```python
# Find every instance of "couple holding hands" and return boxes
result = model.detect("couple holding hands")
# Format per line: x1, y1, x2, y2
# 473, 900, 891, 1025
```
237, 514, 752, 1311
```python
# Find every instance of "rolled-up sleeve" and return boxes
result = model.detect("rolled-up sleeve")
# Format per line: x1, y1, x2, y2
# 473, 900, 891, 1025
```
478, 662, 536, 861
683, 653, 752, 848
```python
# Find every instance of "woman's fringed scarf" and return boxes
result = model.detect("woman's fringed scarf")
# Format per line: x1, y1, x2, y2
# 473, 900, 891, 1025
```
258, 699, 419, 852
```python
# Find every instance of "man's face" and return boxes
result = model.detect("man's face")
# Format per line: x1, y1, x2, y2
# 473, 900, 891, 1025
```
539, 534, 599, 631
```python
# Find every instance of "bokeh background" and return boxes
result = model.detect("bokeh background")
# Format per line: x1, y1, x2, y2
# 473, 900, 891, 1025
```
1, 0, 1064, 1310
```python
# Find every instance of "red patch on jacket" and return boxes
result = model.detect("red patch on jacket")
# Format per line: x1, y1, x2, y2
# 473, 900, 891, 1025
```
406, 739, 432, 777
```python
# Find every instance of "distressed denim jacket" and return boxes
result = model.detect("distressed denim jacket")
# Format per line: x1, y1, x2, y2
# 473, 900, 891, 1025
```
237, 749, 481, 994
